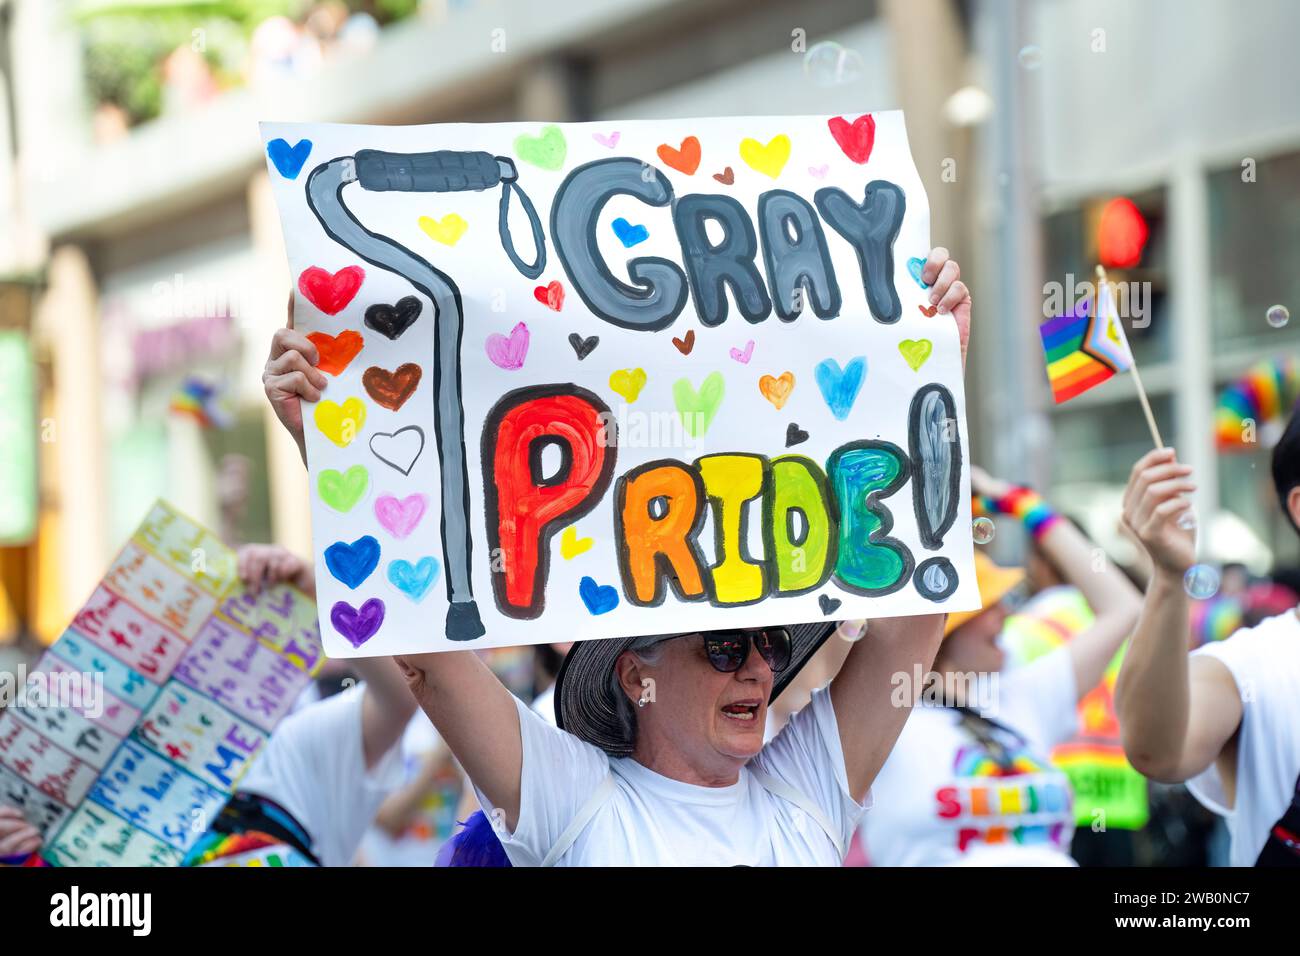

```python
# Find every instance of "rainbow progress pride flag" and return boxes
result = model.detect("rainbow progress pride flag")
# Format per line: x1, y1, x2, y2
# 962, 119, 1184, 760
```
1040, 282, 1133, 404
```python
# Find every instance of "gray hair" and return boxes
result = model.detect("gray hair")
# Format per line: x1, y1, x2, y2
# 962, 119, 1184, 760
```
609, 637, 676, 748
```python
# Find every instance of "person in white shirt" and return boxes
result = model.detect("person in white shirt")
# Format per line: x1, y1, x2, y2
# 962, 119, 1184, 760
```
860, 468, 1141, 866
264, 247, 974, 866
1116, 419, 1300, 866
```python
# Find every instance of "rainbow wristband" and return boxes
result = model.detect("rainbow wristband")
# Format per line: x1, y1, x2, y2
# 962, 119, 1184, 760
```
978, 486, 1062, 539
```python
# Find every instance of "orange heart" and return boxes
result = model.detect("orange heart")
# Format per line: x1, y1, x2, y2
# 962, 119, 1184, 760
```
308, 330, 364, 376
758, 371, 796, 410
672, 329, 696, 355
362, 363, 423, 411
918, 304, 937, 317
657, 136, 701, 175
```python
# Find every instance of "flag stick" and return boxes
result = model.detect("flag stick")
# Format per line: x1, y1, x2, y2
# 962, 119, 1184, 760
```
1096, 265, 1165, 448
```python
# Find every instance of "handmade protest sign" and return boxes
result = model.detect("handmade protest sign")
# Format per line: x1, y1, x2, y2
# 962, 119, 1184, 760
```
261, 112, 979, 658
0, 501, 322, 866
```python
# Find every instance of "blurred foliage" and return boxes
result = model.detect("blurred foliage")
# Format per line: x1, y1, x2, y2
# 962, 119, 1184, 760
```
73, 0, 423, 128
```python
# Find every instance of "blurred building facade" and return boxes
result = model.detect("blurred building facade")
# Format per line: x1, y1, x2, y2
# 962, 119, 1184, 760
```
0, 0, 1295, 643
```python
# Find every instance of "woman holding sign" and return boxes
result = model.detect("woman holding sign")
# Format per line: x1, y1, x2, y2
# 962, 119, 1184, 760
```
266, 247, 971, 866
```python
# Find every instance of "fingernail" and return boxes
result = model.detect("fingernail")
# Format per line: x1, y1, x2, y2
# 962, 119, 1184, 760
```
930, 292, 939, 304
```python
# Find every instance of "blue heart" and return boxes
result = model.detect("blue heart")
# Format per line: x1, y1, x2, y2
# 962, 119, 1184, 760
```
906, 256, 930, 289
579, 576, 619, 615
267, 138, 313, 180
611, 217, 649, 248
815, 357, 867, 421
387, 557, 440, 602
324, 535, 381, 589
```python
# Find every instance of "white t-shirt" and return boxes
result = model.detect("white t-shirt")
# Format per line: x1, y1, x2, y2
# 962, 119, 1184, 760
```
478, 686, 868, 866
1187, 609, 1300, 867
530, 684, 558, 727
860, 650, 1080, 866
236, 683, 404, 867
359, 713, 463, 867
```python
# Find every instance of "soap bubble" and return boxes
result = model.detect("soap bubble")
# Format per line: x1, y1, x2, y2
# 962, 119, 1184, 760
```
1183, 564, 1220, 600
972, 517, 996, 544
1017, 45, 1044, 70
1266, 304, 1290, 329
803, 41, 863, 88
1176, 510, 1197, 531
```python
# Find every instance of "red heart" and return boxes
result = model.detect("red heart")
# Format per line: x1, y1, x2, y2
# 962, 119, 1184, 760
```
534, 280, 564, 311
918, 304, 937, 318
657, 136, 701, 175
827, 114, 876, 165
307, 330, 364, 375
299, 266, 365, 315
712, 167, 734, 185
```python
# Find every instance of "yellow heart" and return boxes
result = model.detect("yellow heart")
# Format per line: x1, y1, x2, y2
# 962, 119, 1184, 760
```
418, 213, 467, 246
898, 339, 933, 372
609, 367, 647, 403
314, 397, 367, 447
560, 526, 593, 560
739, 134, 791, 179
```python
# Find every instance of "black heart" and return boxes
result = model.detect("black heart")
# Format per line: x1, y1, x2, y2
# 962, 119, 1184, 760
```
818, 594, 842, 615
568, 333, 599, 360
364, 295, 422, 340
786, 423, 809, 447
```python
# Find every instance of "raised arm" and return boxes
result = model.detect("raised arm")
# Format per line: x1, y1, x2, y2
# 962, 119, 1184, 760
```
1113, 449, 1243, 784
831, 246, 968, 801
260, 306, 525, 824
971, 467, 1142, 700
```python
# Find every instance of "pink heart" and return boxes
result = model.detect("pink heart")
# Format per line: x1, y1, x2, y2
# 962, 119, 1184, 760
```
809, 164, 829, 179
374, 493, 427, 538
486, 322, 530, 370
729, 340, 755, 364
592, 131, 621, 149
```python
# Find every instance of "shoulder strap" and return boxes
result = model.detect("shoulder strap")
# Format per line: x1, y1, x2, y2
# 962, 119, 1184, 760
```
747, 766, 846, 858
539, 769, 616, 867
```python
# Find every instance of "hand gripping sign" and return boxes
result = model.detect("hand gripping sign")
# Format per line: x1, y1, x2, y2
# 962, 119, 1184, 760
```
262, 114, 979, 657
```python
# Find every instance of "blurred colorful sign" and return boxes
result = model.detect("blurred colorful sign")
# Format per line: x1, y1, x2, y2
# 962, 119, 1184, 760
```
0, 331, 37, 544
0, 501, 323, 866
1002, 585, 1149, 830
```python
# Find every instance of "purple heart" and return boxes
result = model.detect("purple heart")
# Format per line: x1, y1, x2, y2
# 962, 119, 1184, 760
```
485, 322, 530, 370
809, 164, 829, 179
592, 131, 620, 149
331, 598, 385, 648
729, 340, 755, 364
374, 493, 427, 538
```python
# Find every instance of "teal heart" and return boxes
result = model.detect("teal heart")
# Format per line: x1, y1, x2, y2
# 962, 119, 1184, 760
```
907, 256, 930, 289
388, 557, 439, 602
514, 125, 567, 171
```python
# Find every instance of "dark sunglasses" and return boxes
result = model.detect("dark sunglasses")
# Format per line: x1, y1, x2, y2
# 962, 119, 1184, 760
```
698, 627, 792, 674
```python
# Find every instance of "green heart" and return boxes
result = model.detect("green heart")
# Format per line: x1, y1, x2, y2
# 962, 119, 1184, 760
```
514, 125, 567, 171
898, 338, 933, 372
673, 372, 726, 437
318, 464, 370, 513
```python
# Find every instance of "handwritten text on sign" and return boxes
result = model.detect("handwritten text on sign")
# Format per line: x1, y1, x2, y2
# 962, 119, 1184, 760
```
262, 113, 978, 657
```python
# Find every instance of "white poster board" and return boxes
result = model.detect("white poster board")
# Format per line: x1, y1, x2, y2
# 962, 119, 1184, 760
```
261, 112, 979, 657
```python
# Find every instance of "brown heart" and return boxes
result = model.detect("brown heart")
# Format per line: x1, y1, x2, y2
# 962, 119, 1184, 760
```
712, 166, 734, 185
362, 363, 422, 411
672, 329, 696, 355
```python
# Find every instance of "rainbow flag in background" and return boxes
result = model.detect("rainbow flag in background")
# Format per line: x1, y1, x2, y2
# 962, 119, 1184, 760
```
1039, 281, 1133, 403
